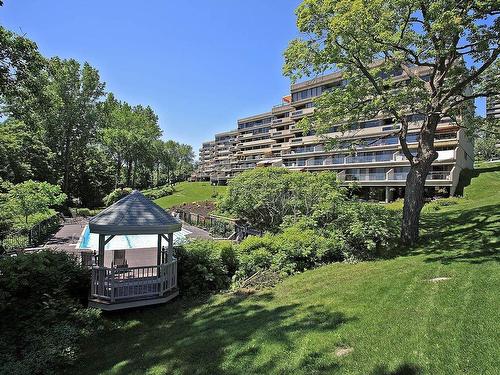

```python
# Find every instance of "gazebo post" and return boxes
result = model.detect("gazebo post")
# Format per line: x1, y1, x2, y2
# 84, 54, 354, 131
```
157, 234, 162, 265
98, 234, 105, 296
167, 233, 174, 263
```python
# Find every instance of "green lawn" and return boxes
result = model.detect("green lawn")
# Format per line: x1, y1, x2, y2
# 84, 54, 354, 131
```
74, 164, 499, 375
154, 181, 226, 209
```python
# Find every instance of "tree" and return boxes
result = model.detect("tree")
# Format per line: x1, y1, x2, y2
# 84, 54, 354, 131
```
474, 117, 499, 160
101, 98, 162, 188
219, 167, 342, 231
5, 180, 66, 225
0, 26, 48, 122
44, 58, 105, 198
284, 0, 500, 244
0, 119, 55, 183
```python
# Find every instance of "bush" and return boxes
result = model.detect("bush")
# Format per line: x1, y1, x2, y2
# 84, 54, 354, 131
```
0, 251, 100, 374
175, 240, 238, 296
235, 223, 344, 280
76, 207, 91, 217
332, 203, 400, 260
142, 185, 174, 200
103, 187, 132, 206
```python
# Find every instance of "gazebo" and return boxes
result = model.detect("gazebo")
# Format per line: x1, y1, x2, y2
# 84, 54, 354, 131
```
88, 190, 181, 310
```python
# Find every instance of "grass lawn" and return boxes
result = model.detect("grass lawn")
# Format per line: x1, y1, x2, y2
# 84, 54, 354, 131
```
154, 181, 226, 209
74, 164, 499, 375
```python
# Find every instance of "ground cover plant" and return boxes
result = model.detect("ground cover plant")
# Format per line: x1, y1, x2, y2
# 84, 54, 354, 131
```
72, 164, 500, 375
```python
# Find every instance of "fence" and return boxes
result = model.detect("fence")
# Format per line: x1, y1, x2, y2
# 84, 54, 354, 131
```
0, 214, 62, 253
174, 210, 262, 240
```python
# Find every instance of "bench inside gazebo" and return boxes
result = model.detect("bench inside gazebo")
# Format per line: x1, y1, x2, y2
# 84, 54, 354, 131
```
88, 190, 181, 311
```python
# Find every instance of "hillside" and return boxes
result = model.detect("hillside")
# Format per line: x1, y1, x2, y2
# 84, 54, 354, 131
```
154, 181, 226, 209
75, 163, 500, 375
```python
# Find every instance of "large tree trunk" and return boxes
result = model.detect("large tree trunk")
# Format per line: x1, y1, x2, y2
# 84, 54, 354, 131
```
126, 160, 132, 187
62, 134, 71, 198
401, 121, 439, 245
401, 162, 430, 244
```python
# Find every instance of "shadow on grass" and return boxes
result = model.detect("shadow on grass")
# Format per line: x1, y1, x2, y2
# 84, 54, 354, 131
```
76, 292, 354, 374
371, 363, 422, 375
405, 202, 500, 264
454, 164, 500, 196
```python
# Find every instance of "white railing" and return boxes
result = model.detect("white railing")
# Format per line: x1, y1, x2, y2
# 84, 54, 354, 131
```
345, 173, 386, 181
390, 171, 451, 181
91, 260, 177, 303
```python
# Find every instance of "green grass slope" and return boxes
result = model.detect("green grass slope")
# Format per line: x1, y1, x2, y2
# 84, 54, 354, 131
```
154, 181, 226, 209
75, 164, 500, 375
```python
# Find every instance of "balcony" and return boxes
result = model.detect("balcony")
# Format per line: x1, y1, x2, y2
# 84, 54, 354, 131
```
291, 107, 314, 118
345, 154, 393, 164
391, 171, 451, 181
345, 173, 387, 181
290, 145, 325, 154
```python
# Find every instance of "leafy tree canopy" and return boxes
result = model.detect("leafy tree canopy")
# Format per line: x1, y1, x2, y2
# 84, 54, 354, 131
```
5, 180, 66, 225
284, 0, 499, 244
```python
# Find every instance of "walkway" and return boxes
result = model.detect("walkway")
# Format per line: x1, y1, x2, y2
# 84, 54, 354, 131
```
43, 218, 87, 255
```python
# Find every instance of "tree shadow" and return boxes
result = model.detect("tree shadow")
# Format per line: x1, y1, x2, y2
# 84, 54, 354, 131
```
371, 363, 422, 375
75, 291, 355, 374
454, 164, 500, 196
414, 202, 500, 265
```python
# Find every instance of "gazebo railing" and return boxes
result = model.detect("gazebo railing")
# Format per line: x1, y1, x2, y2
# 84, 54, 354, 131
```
91, 260, 177, 303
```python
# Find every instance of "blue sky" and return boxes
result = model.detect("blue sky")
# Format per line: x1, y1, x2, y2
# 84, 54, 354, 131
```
1, 0, 303, 154
1, 0, 486, 155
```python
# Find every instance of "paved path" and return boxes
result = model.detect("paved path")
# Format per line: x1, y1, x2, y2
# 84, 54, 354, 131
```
43, 219, 88, 255
182, 222, 212, 240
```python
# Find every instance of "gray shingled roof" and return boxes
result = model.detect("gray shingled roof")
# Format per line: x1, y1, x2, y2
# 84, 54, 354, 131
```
89, 190, 182, 235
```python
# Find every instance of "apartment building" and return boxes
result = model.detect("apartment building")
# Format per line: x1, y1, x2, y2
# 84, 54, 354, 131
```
486, 94, 500, 119
194, 69, 474, 201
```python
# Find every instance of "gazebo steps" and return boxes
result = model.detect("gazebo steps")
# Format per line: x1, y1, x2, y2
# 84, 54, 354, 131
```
89, 289, 179, 311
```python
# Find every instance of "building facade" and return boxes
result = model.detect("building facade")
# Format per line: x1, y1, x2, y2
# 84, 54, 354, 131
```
194, 69, 474, 201
486, 94, 500, 119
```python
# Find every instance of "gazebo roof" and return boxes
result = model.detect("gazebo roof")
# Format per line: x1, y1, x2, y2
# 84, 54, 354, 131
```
89, 190, 182, 235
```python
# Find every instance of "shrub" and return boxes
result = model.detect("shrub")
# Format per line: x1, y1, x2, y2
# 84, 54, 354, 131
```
142, 185, 174, 200
175, 240, 238, 296
235, 223, 344, 280
235, 235, 276, 280
332, 203, 400, 260
76, 207, 92, 217
0, 251, 99, 374
103, 187, 132, 206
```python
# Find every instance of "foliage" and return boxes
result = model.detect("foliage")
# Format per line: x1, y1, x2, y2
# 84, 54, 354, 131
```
4, 180, 66, 226
219, 168, 343, 232
331, 202, 401, 259
103, 187, 132, 206
0, 26, 48, 122
235, 223, 344, 280
473, 117, 500, 161
283, 0, 500, 244
0, 251, 100, 374
175, 240, 238, 296
0, 119, 55, 183
142, 184, 175, 200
